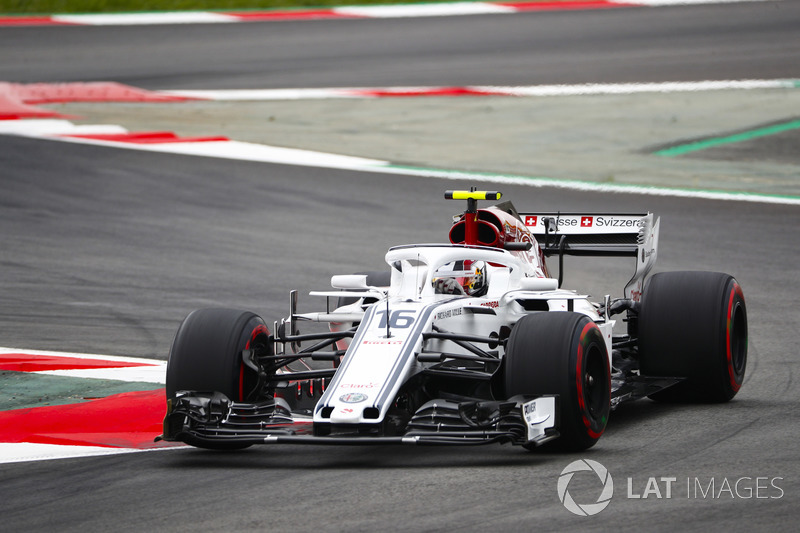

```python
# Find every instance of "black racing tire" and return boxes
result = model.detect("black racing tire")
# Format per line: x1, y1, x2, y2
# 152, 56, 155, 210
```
167, 308, 270, 401
639, 271, 747, 403
504, 312, 611, 452
336, 270, 391, 308
166, 308, 271, 450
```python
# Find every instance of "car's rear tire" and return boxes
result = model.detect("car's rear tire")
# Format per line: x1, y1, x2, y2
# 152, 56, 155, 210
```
166, 308, 271, 450
638, 271, 747, 403
504, 312, 611, 452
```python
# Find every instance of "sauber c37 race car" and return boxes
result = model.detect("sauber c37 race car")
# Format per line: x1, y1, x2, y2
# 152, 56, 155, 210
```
158, 190, 747, 451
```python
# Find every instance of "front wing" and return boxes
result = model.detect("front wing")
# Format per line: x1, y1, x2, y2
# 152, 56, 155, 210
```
158, 392, 560, 448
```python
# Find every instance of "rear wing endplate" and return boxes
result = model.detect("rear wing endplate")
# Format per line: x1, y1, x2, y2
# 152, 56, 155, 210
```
519, 213, 660, 301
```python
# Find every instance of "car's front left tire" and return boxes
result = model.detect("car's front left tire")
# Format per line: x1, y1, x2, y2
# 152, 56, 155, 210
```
504, 312, 611, 452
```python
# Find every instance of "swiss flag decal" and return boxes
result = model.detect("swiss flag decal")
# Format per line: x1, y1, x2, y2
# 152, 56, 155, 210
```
581, 216, 594, 227
525, 216, 538, 226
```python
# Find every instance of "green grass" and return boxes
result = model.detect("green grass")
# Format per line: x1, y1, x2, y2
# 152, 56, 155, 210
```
2, 0, 482, 15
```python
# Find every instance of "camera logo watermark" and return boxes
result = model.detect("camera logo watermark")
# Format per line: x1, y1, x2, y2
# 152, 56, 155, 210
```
557, 459, 614, 516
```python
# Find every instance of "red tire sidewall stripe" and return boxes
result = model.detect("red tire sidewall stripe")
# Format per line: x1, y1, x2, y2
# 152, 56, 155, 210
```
726, 282, 744, 392
240, 323, 270, 402
576, 322, 606, 440
238, 364, 245, 402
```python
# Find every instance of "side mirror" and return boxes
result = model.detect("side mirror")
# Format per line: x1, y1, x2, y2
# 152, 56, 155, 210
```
504, 241, 532, 251
331, 274, 369, 290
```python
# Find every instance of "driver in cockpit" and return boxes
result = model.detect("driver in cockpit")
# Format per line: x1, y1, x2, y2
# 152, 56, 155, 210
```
432, 260, 487, 297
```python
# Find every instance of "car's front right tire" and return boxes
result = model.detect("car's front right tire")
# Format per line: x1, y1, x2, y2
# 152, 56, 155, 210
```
166, 308, 271, 450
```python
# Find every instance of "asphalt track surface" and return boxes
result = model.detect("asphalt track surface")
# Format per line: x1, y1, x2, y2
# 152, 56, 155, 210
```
2, 3, 800, 531
2, 2, 799, 88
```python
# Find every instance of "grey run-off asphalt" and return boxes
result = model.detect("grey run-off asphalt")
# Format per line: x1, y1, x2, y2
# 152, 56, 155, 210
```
50, 86, 800, 197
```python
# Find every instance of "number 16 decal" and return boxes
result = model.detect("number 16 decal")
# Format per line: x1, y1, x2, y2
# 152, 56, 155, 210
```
375, 309, 416, 329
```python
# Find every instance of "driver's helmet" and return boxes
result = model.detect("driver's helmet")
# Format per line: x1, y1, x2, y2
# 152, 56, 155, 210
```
432, 260, 487, 296
464, 260, 487, 296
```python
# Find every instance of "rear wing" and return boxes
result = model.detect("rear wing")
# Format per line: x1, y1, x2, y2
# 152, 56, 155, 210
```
519, 213, 660, 301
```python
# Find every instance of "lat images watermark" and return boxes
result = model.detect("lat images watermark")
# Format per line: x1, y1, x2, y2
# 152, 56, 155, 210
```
557, 460, 785, 516
627, 476, 785, 500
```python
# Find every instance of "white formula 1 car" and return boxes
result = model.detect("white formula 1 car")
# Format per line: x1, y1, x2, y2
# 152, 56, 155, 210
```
159, 190, 747, 451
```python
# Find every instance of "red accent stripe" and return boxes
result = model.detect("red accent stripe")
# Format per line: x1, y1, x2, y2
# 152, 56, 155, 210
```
0, 16, 78, 26
0, 389, 175, 449
16, 82, 195, 104
61, 131, 230, 144
0, 82, 197, 122
0, 353, 157, 372
0, 111, 66, 120
1, 84, 69, 120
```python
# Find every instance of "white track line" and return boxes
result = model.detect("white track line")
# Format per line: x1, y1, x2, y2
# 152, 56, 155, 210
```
52, 12, 239, 25
334, 2, 516, 18
161, 79, 799, 100
0, 443, 184, 465
0, 346, 163, 365
372, 166, 800, 206
0, 346, 166, 383
626, 0, 772, 5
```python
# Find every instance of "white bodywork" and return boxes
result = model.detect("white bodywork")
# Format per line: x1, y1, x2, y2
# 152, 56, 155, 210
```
308, 244, 615, 425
